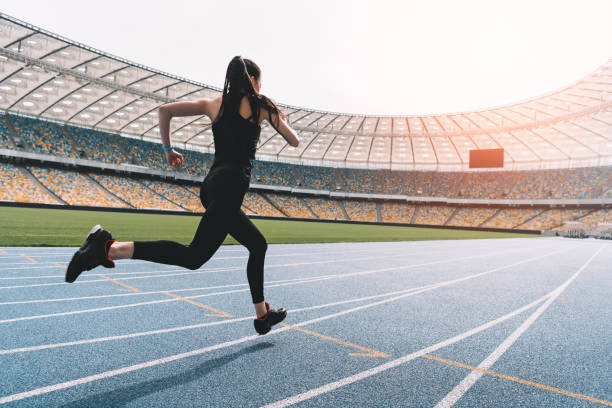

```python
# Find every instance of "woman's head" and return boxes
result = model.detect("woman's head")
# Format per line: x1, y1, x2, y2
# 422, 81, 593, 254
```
223, 56, 260, 99
216, 56, 283, 129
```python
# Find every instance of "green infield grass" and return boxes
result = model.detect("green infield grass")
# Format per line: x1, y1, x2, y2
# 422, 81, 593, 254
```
0, 206, 536, 246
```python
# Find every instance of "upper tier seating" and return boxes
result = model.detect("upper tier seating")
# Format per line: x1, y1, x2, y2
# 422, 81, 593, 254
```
0, 116, 14, 149
66, 125, 129, 164
11, 115, 75, 158
3, 115, 610, 201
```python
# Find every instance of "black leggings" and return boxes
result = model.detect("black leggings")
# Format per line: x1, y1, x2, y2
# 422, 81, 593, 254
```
132, 171, 267, 304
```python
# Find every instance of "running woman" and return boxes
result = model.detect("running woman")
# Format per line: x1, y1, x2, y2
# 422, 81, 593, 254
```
66, 56, 300, 335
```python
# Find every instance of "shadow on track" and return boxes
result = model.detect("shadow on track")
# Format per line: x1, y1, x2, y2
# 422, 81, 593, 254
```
59, 342, 275, 407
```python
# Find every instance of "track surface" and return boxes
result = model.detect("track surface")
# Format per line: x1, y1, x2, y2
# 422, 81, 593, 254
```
0, 238, 610, 407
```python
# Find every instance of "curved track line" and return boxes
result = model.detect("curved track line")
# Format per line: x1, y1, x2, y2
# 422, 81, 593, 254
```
433, 246, 604, 408
1, 248, 563, 353
0, 290, 552, 404
260, 246, 602, 408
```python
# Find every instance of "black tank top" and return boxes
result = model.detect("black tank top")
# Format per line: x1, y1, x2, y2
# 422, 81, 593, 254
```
208, 108, 261, 183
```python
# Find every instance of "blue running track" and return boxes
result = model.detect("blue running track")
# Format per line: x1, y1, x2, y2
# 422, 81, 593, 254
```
0, 237, 610, 407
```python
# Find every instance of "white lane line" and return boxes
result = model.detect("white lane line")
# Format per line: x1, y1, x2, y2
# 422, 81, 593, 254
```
0, 247, 562, 330
259, 294, 551, 408
0, 242, 548, 290
0, 239, 553, 279
433, 245, 604, 408
0, 244, 550, 305
0, 291, 551, 405
0, 248, 418, 269
0, 247, 435, 279
259, 246, 601, 408
0, 244, 457, 272
0, 249, 438, 287
0, 274, 337, 306
1, 284, 435, 355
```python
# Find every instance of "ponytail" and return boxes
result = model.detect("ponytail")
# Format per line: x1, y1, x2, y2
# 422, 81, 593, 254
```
215, 56, 285, 132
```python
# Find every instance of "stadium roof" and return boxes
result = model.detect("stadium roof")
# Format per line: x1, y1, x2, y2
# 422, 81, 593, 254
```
0, 12, 611, 170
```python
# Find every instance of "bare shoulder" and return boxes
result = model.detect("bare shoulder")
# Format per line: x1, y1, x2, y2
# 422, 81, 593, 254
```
207, 95, 223, 122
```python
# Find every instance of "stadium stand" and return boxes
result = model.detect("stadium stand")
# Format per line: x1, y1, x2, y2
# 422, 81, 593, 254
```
520, 208, 589, 231
293, 164, 337, 191
0, 14, 610, 235
447, 207, 499, 227
578, 208, 612, 230
380, 202, 417, 223
243, 192, 285, 217
265, 193, 315, 219
175, 148, 214, 177
10, 115, 75, 158
66, 125, 129, 164
89, 174, 182, 210
252, 161, 296, 186
343, 200, 378, 222
413, 205, 455, 225
2, 112, 611, 202
0, 115, 14, 149
121, 138, 172, 171
142, 180, 204, 212
28, 166, 128, 207
480, 208, 543, 229
340, 168, 380, 194
302, 197, 347, 220
0, 163, 60, 204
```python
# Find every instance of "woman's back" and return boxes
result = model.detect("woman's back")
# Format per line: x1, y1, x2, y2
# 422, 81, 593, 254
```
209, 97, 261, 182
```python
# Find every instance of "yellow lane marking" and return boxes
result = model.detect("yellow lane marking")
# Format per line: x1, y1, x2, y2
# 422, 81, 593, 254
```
20, 254, 37, 263
162, 292, 234, 318
422, 354, 612, 407
53, 262, 67, 270
161, 297, 388, 358
279, 322, 389, 358
98, 274, 141, 293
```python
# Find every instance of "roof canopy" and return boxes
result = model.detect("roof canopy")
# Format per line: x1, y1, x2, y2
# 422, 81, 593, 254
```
1, 12, 611, 171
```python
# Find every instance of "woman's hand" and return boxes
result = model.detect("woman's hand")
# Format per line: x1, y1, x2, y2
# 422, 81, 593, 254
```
165, 149, 184, 169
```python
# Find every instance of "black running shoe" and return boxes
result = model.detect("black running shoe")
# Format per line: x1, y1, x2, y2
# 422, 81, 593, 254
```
66, 225, 116, 283
254, 301, 287, 335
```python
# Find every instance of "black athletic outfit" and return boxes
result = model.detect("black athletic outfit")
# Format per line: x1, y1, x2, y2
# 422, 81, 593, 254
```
132, 108, 267, 304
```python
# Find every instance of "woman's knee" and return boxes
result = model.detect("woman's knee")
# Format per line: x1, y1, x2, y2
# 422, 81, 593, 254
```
184, 249, 212, 270
185, 257, 204, 270
250, 237, 267, 255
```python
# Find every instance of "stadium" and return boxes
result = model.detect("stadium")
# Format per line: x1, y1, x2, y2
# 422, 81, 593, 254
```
0, 9, 611, 408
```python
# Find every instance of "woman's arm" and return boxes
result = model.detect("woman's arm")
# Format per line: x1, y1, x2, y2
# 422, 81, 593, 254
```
267, 109, 300, 147
157, 98, 219, 147
157, 98, 219, 168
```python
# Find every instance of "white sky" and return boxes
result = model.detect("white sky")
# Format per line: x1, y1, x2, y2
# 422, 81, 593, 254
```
3, 0, 612, 116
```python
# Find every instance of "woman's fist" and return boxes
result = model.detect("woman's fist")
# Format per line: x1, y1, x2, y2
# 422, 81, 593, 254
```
165, 149, 184, 169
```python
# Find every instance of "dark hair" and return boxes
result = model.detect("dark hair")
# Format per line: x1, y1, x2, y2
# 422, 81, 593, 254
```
214, 56, 284, 131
